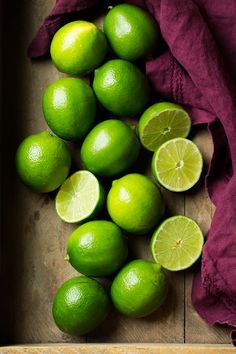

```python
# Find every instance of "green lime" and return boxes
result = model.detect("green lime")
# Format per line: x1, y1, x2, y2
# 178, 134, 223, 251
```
138, 102, 191, 151
111, 259, 168, 318
81, 119, 140, 177
151, 215, 204, 271
107, 173, 164, 235
42, 78, 96, 141
50, 21, 107, 75
66, 220, 128, 277
152, 138, 203, 192
104, 4, 160, 61
93, 59, 151, 117
52, 276, 110, 335
55, 170, 105, 223
16, 132, 71, 193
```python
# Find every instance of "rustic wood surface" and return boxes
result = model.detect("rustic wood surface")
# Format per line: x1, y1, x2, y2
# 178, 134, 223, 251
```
1, 344, 235, 354
0, 0, 232, 348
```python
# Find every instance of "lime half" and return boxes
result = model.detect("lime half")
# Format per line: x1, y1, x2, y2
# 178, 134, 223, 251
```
56, 170, 105, 223
151, 215, 204, 271
138, 102, 191, 152
152, 138, 203, 192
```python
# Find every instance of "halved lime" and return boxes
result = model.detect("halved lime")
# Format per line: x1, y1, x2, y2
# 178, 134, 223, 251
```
151, 215, 204, 271
55, 170, 105, 223
152, 137, 203, 192
138, 102, 191, 152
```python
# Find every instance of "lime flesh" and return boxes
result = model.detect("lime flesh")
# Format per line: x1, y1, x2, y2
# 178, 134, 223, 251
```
151, 215, 204, 271
152, 138, 203, 192
55, 170, 105, 223
138, 102, 191, 151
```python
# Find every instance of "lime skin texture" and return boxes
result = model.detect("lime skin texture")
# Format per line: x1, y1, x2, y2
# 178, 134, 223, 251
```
15, 131, 71, 193
50, 21, 107, 75
42, 78, 96, 141
111, 259, 168, 318
107, 173, 165, 235
52, 276, 110, 336
104, 3, 160, 61
93, 59, 151, 117
66, 220, 128, 277
81, 119, 141, 177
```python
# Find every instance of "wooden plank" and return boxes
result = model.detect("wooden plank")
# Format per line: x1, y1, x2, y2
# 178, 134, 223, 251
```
184, 128, 231, 343
1, 344, 235, 354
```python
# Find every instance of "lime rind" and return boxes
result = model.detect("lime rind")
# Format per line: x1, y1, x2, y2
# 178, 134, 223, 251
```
152, 138, 203, 192
138, 103, 191, 152
55, 170, 104, 223
151, 215, 204, 271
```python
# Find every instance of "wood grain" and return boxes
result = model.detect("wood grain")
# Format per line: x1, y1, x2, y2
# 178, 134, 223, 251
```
1, 344, 235, 354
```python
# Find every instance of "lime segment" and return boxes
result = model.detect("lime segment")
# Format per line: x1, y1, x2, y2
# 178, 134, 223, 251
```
152, 138, 203, 192
138, 102, 191, 152
151, 215, 204, 271
56, 170, 105, 223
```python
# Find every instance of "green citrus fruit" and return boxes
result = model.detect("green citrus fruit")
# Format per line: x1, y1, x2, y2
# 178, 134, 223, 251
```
93, 59, 151, 117
138, 102, 191, 151
66, 220, 128, 277
50, 21, 107, 75
16, 132, 71, 193
104, 4, 160, 61
56, 170, 105, 223
81, 119, 141, 177
52, 276, 110, 335
111, 259, 168, 318
42, 78, 96, 141
107, 173, 165, 235
151, 215, 204, 271
152, 138, 203, 192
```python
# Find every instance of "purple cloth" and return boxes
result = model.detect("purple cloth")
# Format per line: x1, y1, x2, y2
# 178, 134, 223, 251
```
28, 0, 236, 340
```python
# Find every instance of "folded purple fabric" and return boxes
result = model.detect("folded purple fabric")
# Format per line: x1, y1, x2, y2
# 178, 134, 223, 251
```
28, 0, 236, 338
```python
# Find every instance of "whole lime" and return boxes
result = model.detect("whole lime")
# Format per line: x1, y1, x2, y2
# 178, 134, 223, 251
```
104, 4, 160, 61
111, 259, 168, 318
42, 78, 96, 141
66, 220, 128, 276
50, 21, 107, 75
52, 276, 110, 336
93, 59, 151, 117
81, 120, 140, 177
16, 132, 71, 193
107, 173, 165, 234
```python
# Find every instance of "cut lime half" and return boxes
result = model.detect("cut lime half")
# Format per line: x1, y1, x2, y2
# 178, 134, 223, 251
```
151, 215, 204, 271
152, 138, 203, 192
56, 170, 105, 223
138, 102, 191, 152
